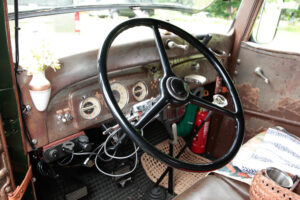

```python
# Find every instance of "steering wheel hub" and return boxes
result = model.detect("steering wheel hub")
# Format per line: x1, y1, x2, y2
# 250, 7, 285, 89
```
166, 77, 189, 101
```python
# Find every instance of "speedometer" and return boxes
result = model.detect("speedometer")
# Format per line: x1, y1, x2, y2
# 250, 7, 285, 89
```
111, 82, 128, 110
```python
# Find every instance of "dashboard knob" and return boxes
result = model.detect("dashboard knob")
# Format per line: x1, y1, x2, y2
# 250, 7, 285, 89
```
64, 112, 73, 121
49, 149, 59, 159
61, 117, 67, 123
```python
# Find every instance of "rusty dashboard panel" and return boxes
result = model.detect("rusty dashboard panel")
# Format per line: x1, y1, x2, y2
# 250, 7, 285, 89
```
46, 70, 158, 142
46, 57, 217, 143
16, 33, 233, 150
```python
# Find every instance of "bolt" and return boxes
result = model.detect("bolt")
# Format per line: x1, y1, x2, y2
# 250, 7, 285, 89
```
32, 139, 38, 144
32, 177, 36, 182
26, 105, 32, 111
236, 58, 241, 64
5, 186, 11, 193
192, 63, 200, 71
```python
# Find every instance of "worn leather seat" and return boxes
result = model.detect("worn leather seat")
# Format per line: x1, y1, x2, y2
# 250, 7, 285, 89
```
174, 173, 250, 200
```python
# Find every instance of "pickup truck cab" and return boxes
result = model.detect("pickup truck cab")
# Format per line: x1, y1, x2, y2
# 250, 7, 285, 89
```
0, 0, 299, 199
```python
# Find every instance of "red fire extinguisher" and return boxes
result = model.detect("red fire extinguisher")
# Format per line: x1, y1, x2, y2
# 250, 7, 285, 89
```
191, 108, 210, 154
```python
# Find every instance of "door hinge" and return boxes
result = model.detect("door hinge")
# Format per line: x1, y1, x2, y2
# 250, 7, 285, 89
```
8, 166, 32, 200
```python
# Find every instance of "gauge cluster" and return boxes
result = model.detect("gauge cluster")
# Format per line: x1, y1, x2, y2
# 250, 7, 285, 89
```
69, 73, 158, 129
77, 81, 149, 122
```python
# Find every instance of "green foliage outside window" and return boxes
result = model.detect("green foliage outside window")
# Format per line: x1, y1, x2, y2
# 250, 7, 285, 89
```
204, 0, 241, 19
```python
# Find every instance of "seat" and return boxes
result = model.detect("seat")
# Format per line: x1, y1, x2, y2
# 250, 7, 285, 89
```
174, 173, 250, 200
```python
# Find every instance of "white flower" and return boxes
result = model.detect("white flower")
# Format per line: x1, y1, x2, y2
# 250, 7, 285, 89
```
21, 42, 61, 75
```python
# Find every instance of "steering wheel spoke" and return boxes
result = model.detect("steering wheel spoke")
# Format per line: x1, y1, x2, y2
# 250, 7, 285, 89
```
152, 24, 173, 77
135, 96, 168, 130
189, 93, 236, 118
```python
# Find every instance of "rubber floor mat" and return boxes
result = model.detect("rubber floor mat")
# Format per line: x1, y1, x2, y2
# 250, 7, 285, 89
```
37, 120, 175, 200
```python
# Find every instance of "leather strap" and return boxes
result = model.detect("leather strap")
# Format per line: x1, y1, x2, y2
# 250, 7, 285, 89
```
8, 166, 32, 200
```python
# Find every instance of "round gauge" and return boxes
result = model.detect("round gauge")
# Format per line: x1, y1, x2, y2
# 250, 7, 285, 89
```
79, 97, 101, 120
111, 82, 128, 110
132, 81, 148, 101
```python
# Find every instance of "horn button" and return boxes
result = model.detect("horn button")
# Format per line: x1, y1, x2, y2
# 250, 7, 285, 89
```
166, 77, 189, 101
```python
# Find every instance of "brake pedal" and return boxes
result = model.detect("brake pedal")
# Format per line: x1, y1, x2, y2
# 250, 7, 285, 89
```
65, 186, 88, 200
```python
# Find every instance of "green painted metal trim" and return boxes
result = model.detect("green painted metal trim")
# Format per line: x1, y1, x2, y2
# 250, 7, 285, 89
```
0, 2, 33, 199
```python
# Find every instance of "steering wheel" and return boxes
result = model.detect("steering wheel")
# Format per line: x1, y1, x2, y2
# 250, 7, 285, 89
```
97, 18, 244, 172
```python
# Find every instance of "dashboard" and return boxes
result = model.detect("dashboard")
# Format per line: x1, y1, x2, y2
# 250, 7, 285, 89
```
17, 33, 233, 150
46, 56, 218, 143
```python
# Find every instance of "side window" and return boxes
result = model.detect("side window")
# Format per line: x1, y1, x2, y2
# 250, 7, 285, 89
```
252, 0, 300, 53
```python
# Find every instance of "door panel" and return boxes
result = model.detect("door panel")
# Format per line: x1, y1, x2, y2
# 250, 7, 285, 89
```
234, 42, 300, 141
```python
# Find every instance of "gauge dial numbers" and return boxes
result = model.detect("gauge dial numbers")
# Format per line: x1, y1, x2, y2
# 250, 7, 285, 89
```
110, 82, 129, 110
79, 97, 101, 120
132, 81, 148, 102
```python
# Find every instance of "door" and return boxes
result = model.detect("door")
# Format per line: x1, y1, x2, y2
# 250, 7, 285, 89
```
235, 43, 300, 141
234, 0, 300, 141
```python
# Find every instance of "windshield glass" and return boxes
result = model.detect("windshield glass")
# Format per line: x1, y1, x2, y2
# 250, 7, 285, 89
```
7, 0, 214, 13
7, 0, 241, 59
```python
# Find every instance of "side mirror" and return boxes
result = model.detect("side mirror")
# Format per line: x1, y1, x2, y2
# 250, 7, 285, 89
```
252, 0, 283, 44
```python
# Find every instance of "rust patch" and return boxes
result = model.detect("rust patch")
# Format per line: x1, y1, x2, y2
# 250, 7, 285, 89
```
268, 97, 300, 121
236, 83, 260, 110
278, 98, 300, 117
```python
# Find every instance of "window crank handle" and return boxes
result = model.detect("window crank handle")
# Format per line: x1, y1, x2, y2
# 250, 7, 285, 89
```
166, 40, 188, 51
254, 67, 269, 84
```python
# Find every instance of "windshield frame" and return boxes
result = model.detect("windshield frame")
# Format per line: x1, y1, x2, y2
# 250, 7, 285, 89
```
8, 3, 202, 20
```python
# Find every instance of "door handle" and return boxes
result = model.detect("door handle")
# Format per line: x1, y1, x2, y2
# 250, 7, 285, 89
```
254, 67, 269, 84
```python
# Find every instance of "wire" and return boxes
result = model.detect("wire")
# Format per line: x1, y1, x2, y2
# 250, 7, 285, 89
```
92, 128, 143, 177
58, 122, 141, 177
72, 144, 116, 162
94, 144, 138, 178
103, 129, 143, 159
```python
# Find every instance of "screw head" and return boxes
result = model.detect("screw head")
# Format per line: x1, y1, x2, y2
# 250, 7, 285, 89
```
32, 139, 38, 144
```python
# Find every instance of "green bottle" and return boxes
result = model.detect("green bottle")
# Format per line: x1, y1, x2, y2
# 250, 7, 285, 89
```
176, 103, 198, 137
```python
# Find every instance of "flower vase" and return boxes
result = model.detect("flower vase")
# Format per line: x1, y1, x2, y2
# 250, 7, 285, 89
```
29, 71, 51, 112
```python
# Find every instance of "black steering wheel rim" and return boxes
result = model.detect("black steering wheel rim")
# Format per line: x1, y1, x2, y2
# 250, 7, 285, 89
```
98, 18, 244, 172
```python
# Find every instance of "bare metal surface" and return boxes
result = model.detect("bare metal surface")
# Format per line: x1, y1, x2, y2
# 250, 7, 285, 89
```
244, 109, 300, 127
235, 42, 300, 141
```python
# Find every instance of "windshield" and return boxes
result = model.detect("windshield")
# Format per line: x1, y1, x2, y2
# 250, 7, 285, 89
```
7, 0, 215, 14
8, 0, 241, 59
